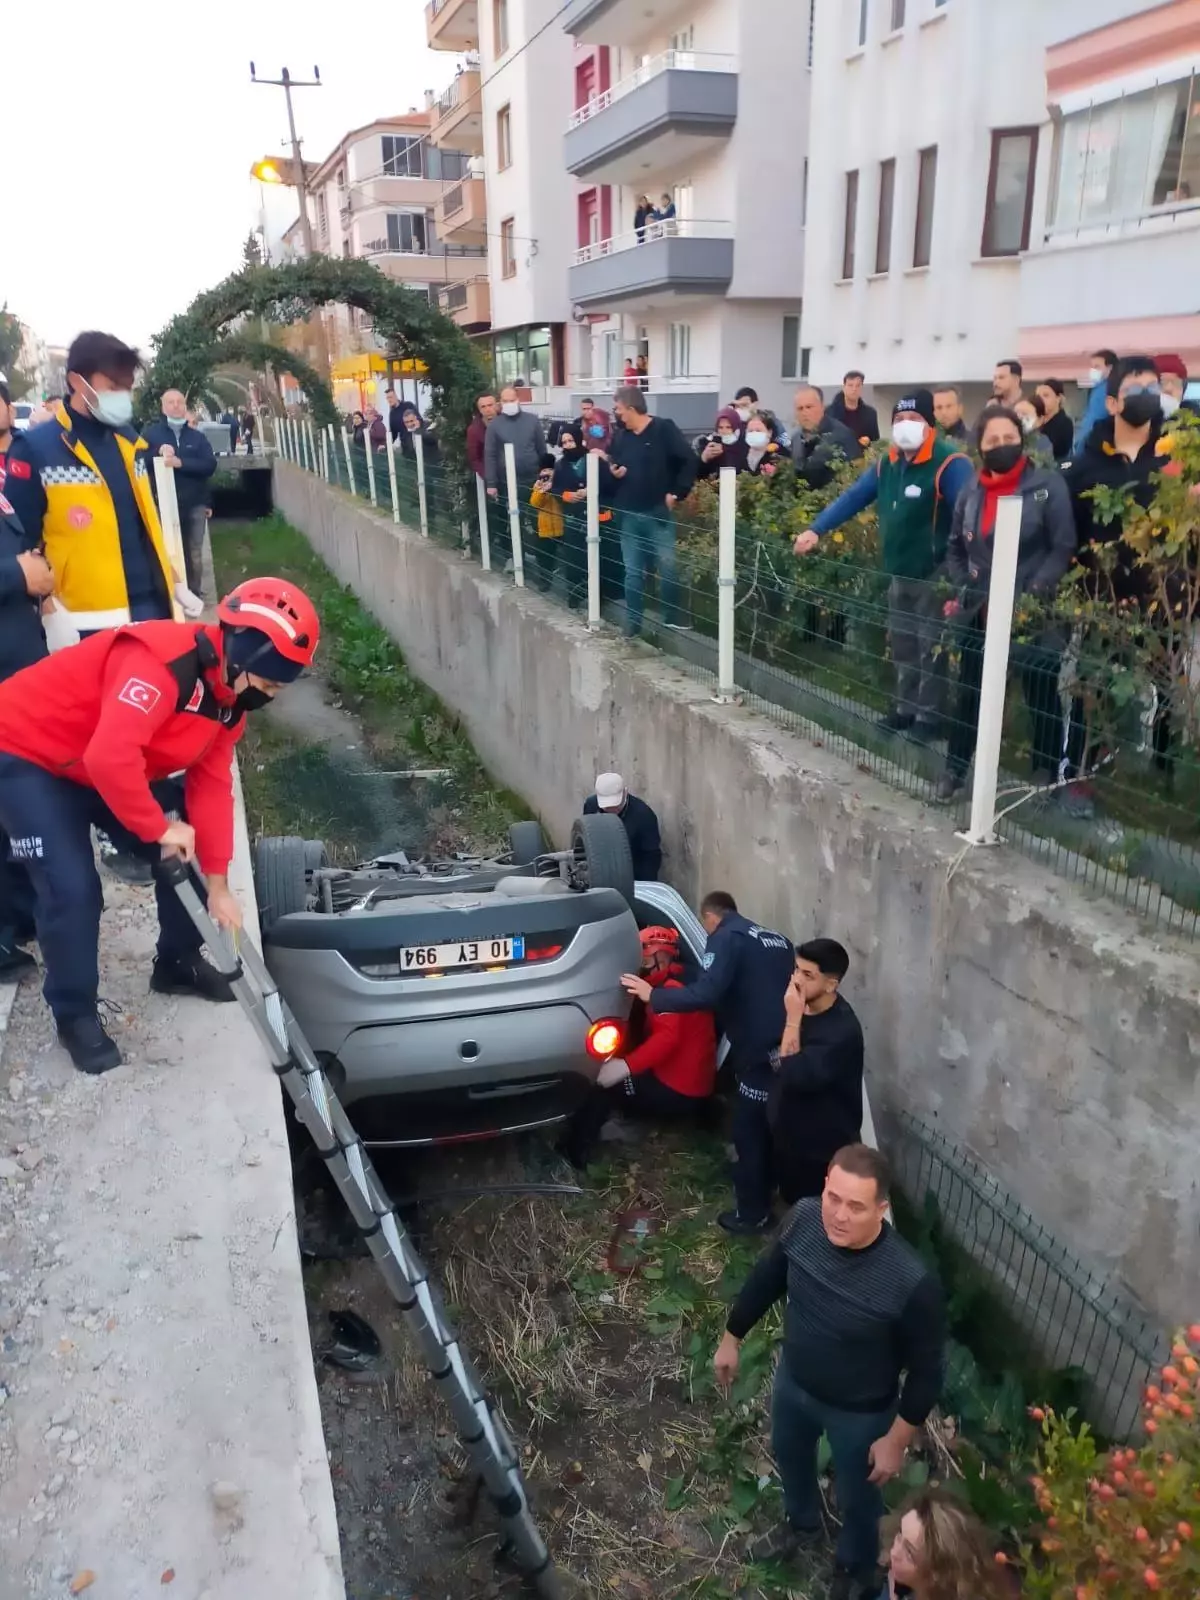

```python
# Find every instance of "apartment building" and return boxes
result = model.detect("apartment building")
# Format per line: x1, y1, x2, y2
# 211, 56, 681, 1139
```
1017, 0, 1200, 383
559, 0, 808, 427
281, 111, 487, 408
427, 0, 578, 409
803, 0, 1200, 420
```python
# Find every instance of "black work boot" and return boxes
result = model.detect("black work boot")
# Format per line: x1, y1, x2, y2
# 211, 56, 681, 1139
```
57, 1013, 122, 1075
150, 952, 236, 1003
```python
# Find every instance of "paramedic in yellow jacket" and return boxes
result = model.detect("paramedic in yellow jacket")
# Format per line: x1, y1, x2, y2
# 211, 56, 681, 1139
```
1, 331, 180, 632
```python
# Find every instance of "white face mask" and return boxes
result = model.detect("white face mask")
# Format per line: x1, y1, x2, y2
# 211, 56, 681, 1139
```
892, 418, 926, 451
735, 407, 752, 423
1086, 367, 1105, 386
1160, 393, 1181, 419
1020, 415, 1037, 433
718, 428, 739, 444
83, 380, 134, 429
745, 430, 769, 449
501, 400, 520, 417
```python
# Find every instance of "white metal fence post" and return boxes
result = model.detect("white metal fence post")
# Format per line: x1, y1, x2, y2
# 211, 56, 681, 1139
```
384, 429, 401, 523
341, 428, 358, 497
152, 457, 187, 621
957, 493, 1022, 846
504, 441, 525, 588
290, 416, 301, 465
319, 427, 330, 483
364, 432, 378, 506
715, 466, 737, 701
586, 449, 601, 627
326, 423, 337, 486
305, 420, 318, 474
475, 473, 492, 571
414, 431, 429, 538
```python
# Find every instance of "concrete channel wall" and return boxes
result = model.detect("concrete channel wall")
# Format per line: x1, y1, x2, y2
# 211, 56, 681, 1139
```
0, 770, 344, 1599
274, 462, 1200, 1334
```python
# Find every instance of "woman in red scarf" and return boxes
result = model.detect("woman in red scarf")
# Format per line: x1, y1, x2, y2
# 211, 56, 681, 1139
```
936, 405, 1077, 802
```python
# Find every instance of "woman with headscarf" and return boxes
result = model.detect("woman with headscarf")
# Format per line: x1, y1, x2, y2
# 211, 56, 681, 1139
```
695, 407, 750, 480
350, 410, 366, 451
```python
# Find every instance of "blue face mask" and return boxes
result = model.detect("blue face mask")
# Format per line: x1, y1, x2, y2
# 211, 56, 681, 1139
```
83, 380, 134, 429
589, 424, 604, 438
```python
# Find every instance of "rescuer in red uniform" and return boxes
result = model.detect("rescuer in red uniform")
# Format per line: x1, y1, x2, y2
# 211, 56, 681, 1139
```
0, 577, 320, 1074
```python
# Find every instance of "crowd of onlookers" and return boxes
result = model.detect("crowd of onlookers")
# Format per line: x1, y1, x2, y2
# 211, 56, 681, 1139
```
456, 348, 1197, 818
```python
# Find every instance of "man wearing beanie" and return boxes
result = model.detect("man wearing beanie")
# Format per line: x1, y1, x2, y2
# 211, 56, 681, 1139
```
793, 390, 972, 743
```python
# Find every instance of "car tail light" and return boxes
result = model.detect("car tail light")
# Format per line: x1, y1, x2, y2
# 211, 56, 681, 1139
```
524, 943, 564, 962
586, 1019, 624, 1061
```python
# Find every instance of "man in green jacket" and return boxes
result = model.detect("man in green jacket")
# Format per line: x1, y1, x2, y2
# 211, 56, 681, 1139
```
794, 390, 972, 743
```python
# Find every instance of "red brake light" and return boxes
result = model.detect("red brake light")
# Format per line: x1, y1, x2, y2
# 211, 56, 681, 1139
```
586, 1020, 624, 1060
524, 944, 564, 962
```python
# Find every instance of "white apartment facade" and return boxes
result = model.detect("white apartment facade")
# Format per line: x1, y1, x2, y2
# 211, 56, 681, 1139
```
560, 0, 810, 427
803, 0, 1200, 421
427, 0, 578, 411
280, 112, 487, 409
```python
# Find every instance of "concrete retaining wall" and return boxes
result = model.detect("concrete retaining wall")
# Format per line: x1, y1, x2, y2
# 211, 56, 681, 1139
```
274, 463, 1200, 1334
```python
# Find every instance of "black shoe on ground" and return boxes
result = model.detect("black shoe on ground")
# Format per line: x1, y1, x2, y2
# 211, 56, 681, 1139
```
935, 769, 966, 802
876, 711, 914, 735
0, 940, 37, 984
150, 952, 236, 1004
748, 1518, 824, 1565
57, 1013, 122, 1075
717, 1208, 772, 1236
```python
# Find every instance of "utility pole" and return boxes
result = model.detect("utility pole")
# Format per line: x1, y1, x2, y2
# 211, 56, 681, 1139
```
250, 63, 330, 379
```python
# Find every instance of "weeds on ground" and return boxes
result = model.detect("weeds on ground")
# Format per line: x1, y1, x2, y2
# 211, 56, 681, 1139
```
211, 515, 530, 850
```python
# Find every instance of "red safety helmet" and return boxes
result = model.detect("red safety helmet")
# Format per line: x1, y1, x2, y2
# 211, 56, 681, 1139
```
218, 577, 320, 671
640, 925, 680, 958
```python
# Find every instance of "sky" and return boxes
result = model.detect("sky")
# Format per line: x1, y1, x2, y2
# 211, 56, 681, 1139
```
3, 1, 460, 354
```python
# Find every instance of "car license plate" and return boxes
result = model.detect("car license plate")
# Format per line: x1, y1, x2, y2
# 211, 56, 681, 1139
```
399, 936, 525, 973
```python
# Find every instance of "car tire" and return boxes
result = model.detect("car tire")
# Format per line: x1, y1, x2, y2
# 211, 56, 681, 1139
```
254, 836, 310, 931
508, 820, 547, 865
304, 839, 329, 873
571, 814, 635, 907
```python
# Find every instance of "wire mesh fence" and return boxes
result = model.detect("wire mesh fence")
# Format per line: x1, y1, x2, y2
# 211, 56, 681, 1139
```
890, 1111, 1167, 1441
273, 417, 1200, 938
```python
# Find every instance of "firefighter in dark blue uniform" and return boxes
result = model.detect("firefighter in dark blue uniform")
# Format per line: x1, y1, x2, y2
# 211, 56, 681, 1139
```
0, 488, 53, 980
622, 889, 793, 1233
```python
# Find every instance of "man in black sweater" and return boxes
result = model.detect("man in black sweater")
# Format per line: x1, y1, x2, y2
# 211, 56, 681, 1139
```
582, 771, 662, 880
714, 1145, 944, 1599
826, 371, 880, 445
605, 385, 697, 636
770, 939, 864, 1204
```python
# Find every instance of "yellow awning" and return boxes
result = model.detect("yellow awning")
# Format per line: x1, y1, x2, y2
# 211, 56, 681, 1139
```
329, 353, 429, 382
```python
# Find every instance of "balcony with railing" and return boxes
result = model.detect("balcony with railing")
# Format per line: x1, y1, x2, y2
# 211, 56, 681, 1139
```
425, 0, 479, 51
434, 176, 488, 242
438, 276, 491, 330
562, 0, 695, 43
569, 217, 734, 310
570, 371, 719, 428
565, 51, 737, 183
430, 70, 484, 155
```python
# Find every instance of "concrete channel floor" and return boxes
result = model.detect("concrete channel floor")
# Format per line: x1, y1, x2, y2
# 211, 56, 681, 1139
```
0, 794, 344, 1600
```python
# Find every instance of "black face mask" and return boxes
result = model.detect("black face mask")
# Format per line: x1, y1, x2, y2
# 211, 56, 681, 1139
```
234, 685, 274, 714
981, 443, 1024, 475
1120, 390, 1160, 428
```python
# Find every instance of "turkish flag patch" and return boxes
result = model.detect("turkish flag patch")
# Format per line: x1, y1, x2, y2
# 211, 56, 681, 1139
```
118, 677, 162, 714
6, 457, 31, 480
0, 493, 12, 517
184, 680, 204, 713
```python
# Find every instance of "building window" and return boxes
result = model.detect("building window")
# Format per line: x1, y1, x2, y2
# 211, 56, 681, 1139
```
382, 135, 423, 178
981, 127, 1038, 256
1050, 72, 1200, 234
427, 147, 468, 181
316, 192, 327, 234
841, 169, 859, 278
913, 144, 937, 267
801, 157, 809, 226
807, 0, 816, 67
493, 0, 509, 56
781, 314, 801, 380
342, 240, 351, 257
496, 104, 512, 170
890, 0, 905, 28
874, 158, 895, 273
800, 347, 812, 379
336, 168, 346, 191
668, 323, 691, 378
385, 212, 428, 254
857, 0, 869, 47
500, 217, 516, 278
